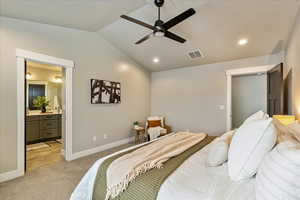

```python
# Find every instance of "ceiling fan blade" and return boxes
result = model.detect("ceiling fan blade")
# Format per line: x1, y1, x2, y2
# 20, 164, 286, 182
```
121, 15, 156, 31
164, 31, 186, 43
135, 33, 153, 45
163, 8, 196, 30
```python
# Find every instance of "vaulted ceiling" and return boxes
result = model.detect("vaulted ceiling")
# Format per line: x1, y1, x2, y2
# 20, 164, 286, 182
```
1, 0, 300, 71
0, 0, 146, 31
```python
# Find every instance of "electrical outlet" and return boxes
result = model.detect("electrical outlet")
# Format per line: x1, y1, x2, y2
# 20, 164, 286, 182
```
92, 136, 97, 142
103, 134, 108, 139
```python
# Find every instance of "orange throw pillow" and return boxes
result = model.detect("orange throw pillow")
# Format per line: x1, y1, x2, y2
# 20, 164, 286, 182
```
148, 120, 161, 128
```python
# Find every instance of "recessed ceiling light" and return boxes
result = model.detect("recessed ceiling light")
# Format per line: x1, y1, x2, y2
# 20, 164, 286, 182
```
153, 57, 160, 63
238, 38, 248, 46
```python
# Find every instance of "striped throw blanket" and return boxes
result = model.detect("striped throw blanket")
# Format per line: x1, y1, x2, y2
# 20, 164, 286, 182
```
105, 132, 207, 200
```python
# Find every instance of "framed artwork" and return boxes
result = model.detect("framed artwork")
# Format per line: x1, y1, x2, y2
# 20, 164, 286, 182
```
90, 79, 121, 104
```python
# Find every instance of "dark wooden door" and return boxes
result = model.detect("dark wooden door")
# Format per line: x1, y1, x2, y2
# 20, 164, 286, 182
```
267, 63, 284, 117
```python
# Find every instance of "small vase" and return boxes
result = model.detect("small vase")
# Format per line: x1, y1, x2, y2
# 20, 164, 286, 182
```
41, 106, 47, 113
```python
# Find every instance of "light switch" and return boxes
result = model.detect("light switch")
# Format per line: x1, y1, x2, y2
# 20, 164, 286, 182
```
219, 105, 225, 110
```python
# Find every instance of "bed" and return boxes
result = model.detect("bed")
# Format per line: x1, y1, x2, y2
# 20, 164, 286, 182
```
70, 134, 255, 200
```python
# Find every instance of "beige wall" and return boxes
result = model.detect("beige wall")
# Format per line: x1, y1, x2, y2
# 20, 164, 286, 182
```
151, 55, 283, 135
0, 17, 150, 173
286, 9, 300, 119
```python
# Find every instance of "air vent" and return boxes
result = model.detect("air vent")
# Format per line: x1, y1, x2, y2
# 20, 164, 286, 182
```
187, 49, 204, 59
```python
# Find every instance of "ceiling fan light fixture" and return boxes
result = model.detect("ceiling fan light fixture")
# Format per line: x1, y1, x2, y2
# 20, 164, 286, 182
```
154, 31, 165, 37
120, 0, 196, 45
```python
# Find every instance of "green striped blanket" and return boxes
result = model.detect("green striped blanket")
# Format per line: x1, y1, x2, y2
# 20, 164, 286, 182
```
93, 136, 215, 200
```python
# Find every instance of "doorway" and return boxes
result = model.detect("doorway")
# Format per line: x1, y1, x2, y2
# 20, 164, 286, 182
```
226, 64, 281, 131
231, 73, 268, 128
25, 61, 65, 171
16, 49, 74, 177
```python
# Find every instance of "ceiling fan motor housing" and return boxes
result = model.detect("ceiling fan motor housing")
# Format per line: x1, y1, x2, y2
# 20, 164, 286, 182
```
155, 0, 164, 7
155, 20, 165, 30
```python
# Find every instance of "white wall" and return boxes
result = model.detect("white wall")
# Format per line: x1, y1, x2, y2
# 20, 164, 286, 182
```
232, 74, 267, 128
151, 55, 283, 135
286, 9, 300, 118
0, 17, 150, 173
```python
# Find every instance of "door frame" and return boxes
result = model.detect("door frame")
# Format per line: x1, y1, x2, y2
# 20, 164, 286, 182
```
225, 64, 277, 131
16, 49, 74, 177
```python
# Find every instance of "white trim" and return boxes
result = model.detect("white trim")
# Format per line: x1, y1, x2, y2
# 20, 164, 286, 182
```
70, 137, 135, 161
226, 64, 277, 131
17, 57, 25, 177
226, 74, 232, 131
0, 169, 24, 183
65, 68, 73, 161
226, 65, 275, 76
16, 49, 74, 68
8, 49, 75, 183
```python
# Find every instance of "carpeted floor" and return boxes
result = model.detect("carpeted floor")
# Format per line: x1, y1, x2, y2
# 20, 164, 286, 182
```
0, 143, 134, 200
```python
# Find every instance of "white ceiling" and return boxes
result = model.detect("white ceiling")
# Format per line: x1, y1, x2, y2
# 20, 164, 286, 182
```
0, 0, 146, 31
1, 0, 299, 71
100, 0, 300, 71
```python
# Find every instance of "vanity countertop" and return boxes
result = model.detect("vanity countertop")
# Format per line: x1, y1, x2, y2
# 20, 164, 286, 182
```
27, 112, 62, 116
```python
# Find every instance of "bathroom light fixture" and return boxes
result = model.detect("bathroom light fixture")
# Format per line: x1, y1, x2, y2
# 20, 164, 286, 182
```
54, 76, 63, 83
26, 72, 32, 80
238, 38, 248, 46
153, 57, 160, 63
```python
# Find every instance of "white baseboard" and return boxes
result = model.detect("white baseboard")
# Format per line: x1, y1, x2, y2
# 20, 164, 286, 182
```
0, 137, 134, 183
70, 137, 135, 161
0, 169, 24, 183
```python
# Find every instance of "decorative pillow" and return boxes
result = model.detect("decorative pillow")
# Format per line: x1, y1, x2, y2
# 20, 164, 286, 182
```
148, 120, 162, 128
207, 130, 235, 167
287, 122, 300, 142
255, 141, 300, 200
273, 119, 300, 143
228, 118, 277, 181
243, 110, 269, 125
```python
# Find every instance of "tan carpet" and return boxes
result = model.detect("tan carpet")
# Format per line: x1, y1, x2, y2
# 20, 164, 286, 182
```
0, 143, 134, 200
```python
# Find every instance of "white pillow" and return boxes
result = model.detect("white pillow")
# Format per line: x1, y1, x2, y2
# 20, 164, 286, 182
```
255, 141, 300, 200
243, 110, 269, 125
207, 130, 235, 167
228, 118, 277, 181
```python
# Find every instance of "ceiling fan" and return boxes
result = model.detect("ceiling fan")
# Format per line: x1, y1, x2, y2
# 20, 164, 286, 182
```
120, 0, 196, 45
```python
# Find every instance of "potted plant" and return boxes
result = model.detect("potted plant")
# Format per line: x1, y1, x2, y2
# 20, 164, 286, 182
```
33, 96, 50, 113
133, 121, 139, 129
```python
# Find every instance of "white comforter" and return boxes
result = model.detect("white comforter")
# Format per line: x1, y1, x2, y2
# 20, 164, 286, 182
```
70, 137, 256, 200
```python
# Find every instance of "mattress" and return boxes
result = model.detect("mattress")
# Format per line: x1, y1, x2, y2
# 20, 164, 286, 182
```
70, 137, 256, 200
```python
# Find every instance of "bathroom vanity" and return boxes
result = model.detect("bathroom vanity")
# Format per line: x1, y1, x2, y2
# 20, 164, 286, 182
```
26, 113, 62, 144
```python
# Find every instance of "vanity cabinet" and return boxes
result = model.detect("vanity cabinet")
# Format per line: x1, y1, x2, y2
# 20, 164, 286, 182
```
26, 114, 62, 144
